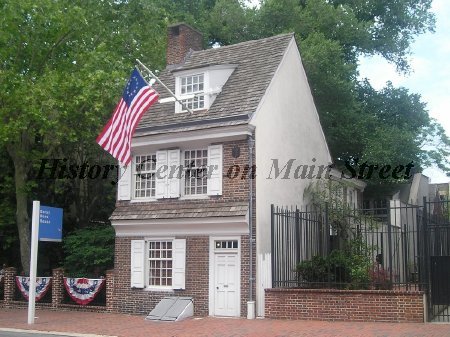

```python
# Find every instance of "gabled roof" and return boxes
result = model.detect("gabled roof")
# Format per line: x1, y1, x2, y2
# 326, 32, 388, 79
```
136, 33, 294, 135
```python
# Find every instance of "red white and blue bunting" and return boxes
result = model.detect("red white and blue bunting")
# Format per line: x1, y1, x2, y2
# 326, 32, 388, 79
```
63, 277, 105, 305
15, 276, 52, 301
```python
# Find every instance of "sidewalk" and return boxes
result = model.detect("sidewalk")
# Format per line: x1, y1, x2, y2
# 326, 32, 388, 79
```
1, 308, 449, 337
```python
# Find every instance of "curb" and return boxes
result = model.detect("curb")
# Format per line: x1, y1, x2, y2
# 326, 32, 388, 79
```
0, 328, 118, 337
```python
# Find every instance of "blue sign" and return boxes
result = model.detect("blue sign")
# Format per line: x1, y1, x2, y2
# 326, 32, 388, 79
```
39, 206, 63, 242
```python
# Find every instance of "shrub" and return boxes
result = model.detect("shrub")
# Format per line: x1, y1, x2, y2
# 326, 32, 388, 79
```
296, 238, 373, 289
63, 225, 115, 277
369, 264, 393, 290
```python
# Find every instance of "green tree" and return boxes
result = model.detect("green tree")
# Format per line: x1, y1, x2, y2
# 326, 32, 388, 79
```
0, 0, 167, 272
63, 225, 115, 277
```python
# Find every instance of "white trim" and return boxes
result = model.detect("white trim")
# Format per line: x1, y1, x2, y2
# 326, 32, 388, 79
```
209, 236, 241, 317
175, 72, 210, 113
143, 237, 184, 290
112, 214, 249, 237
178, 195, 209, 201
132, 154, 157, 200
207, 144, 223, 196
144, 287, 175, 293
181, 147, 209, 197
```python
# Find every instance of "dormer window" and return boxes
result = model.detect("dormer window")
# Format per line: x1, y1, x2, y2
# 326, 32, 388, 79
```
173, 65, 236, 113
176, 73, 207, 113
181, 74, 205, 110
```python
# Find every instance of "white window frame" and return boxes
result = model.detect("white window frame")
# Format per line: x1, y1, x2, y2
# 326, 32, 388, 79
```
182, 148, 209, 197
132, 154, 157, 200
175, 72, 210, 113
147, 239, 174, 289
141, 237, 186, 291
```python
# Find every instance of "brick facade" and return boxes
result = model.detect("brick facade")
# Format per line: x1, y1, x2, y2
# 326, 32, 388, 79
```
114, 234, 254, 317
166, 23, 203, 66
52, 268, 64, 308
112, 138, 257, 317
265, 288, 425, 323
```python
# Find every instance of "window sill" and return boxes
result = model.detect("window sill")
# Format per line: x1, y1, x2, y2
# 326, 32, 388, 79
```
130, 198, 157, 203
179, 195, 209, 200
144, 287, 175, 293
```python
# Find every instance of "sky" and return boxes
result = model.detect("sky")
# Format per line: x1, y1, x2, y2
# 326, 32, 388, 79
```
358, 0, 450, 183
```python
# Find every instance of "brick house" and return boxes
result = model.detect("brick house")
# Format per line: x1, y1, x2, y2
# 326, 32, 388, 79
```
109, 23, 334, 318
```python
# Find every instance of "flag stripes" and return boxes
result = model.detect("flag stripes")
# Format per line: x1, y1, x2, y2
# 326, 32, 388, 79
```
96, 69, 159, 165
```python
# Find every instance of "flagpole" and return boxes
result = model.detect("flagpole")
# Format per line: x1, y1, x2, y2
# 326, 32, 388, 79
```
136, 59, 193, 114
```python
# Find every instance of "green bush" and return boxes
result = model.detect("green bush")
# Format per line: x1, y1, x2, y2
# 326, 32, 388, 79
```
63, 225, 115, 277
296, 238, 373, 289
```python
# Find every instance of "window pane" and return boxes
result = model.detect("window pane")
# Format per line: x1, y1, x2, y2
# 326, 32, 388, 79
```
183, 149, 208, 195
134, 154, 156, 198
148, 240, 173, 287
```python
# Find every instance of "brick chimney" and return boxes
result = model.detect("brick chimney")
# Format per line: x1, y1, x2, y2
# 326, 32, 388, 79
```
166, 23, 203, 67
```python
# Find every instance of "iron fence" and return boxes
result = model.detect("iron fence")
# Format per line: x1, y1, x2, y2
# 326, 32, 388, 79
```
271, 202, 425, 291
271, 198, 450, 321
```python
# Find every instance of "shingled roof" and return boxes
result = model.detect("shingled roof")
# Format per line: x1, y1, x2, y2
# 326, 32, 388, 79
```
110, 201, 248, 221
136, 33, 294, 135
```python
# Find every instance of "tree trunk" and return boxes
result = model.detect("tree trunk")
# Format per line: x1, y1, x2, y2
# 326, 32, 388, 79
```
7, 135, 31, 274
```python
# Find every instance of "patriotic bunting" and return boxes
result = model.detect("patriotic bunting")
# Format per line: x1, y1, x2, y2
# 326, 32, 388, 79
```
15, 276, 52, 301
64, 277, 105, 305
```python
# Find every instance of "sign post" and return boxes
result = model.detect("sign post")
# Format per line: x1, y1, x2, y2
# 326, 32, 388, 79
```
28, 200, 40, 324
28, 202, 63, 324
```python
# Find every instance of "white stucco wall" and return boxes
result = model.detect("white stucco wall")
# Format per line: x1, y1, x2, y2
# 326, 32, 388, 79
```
250, 37, 332, 315
251, 37, 332, 255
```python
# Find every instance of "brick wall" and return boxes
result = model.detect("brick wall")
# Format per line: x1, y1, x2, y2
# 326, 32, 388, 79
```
115, 234, 254, 317
265, 288, 425, 323
115, 138, 252, 209
114, 236, 210, 316
166, 23, 203, 66
113, 138, 257, 317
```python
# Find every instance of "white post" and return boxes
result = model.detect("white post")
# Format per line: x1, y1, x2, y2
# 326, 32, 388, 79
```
28, 200, 40, 324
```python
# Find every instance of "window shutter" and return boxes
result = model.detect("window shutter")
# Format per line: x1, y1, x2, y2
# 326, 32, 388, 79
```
172, 239, 186, 289
207, 144, 223, 196
118, 164, 132, 200
130, 240, 145, 288
167, 149, 181, 198
155, 150, 168, 199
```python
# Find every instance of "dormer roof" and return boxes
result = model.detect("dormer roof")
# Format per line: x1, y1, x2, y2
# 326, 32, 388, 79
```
136, 33, 294, 136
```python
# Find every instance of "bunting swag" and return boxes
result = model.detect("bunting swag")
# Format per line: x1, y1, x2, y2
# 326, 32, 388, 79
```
64, 277, 105, 305
15, 276, 52, 301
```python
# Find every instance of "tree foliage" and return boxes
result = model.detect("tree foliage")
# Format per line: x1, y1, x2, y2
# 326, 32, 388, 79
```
63, 225, 115, 277
0, 0, 167, 271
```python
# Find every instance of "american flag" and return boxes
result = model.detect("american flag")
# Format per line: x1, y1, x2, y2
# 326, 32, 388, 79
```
96, 68, 159, 165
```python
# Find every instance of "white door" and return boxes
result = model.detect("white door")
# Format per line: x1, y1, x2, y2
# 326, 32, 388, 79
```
214, 253, 239, 316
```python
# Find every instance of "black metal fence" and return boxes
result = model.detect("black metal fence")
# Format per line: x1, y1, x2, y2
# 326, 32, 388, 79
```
271, 198, 450, 321
272, 202, 424, 290
424, 198, 450, 322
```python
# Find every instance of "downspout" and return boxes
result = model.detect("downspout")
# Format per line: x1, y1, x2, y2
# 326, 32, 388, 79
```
247, 134, 255, 319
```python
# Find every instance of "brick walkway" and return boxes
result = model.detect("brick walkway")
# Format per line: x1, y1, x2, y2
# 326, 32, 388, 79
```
1, 309, 449, 337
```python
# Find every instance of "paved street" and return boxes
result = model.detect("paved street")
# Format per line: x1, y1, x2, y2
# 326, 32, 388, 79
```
1, 308, 450, 337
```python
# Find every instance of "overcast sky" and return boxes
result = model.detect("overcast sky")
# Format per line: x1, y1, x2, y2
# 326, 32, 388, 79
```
358, 0, 450, 183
